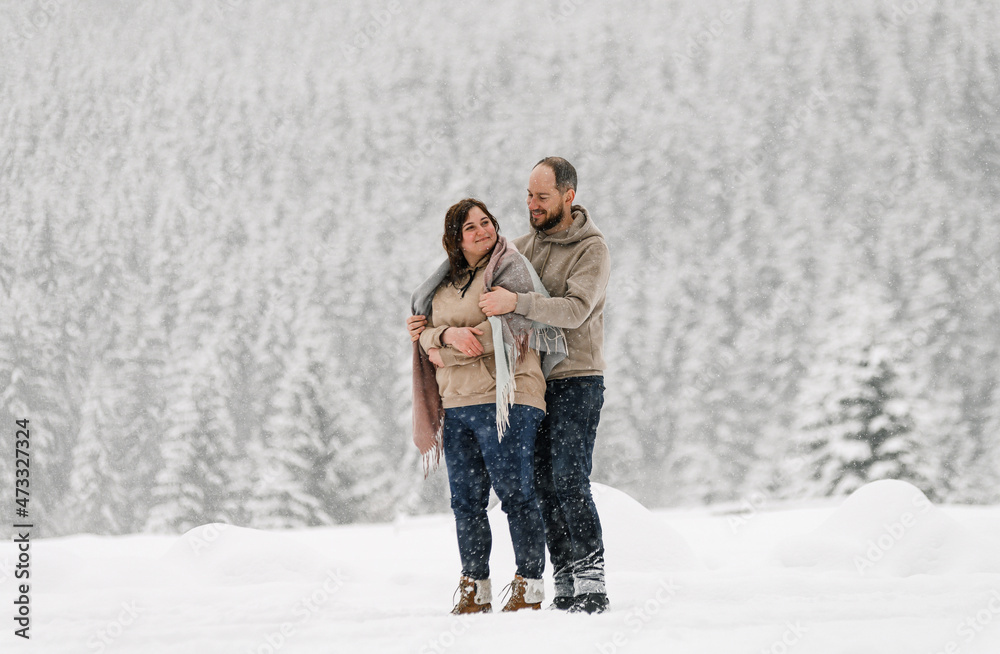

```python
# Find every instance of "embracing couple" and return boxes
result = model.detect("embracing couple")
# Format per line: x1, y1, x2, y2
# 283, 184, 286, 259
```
408, 157, 611, 615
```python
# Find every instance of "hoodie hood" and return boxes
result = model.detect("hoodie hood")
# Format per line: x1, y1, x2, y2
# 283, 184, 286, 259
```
534, 205, 604, 245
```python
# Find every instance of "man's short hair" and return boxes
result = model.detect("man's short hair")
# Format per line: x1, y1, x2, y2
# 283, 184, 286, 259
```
534, 156, 577, 194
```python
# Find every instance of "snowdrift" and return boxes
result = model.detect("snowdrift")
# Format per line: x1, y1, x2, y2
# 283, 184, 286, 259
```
160, 523, 340, 585
772, 479, 1000, 576
487, 482, 701, 571
486, 483, 702, 605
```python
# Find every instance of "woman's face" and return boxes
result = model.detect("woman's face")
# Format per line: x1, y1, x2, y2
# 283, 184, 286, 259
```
460, 206, 497, 264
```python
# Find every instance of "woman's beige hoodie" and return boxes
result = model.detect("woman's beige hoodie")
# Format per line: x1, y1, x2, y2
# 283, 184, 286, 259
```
419, 265, 546, 412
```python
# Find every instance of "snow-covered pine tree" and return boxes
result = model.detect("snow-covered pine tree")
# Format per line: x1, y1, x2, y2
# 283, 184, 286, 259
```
146, 273, 246, 533
146, 373, 236, 533
64, 365, 119, 534
254, 340, 393, 527
249, 242, 395, 528
251, 329, 333, 529
792, 288, 933, 498
962, 386, 1000, 504
8, 207, 88, 536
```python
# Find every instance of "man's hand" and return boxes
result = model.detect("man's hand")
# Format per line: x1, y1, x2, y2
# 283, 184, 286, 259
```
428, 348, 444, 368
407, 315, 427, 342
443, 326, 485, 357
479, 287, 518, 317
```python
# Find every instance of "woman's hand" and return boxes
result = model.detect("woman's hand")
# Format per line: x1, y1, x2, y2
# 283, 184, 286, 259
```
442, 326, 485, 357
407, 315, 427, 342
427, 348, 444, 368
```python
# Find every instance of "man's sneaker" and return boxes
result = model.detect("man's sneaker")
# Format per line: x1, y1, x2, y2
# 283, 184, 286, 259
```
500, 574, 544, 612
451, 575, 492, 614
567, 592, 609, 614
547, 595, 576, 611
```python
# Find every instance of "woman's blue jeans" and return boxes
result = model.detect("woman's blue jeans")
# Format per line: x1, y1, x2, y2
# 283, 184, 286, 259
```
443, 403, 546, 580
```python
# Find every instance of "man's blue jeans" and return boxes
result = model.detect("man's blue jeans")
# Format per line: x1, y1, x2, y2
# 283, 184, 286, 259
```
443, 403, 546, 580
534, 376, 606, 596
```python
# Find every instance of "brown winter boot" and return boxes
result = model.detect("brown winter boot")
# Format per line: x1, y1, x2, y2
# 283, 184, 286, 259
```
451, 575, 492, 614
500, 575, 544, 612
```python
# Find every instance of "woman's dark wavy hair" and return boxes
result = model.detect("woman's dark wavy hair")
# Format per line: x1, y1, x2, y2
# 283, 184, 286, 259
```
442, 198, 501, 285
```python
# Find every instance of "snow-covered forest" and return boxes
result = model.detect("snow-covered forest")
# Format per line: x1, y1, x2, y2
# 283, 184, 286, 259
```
1, 0, 998, 538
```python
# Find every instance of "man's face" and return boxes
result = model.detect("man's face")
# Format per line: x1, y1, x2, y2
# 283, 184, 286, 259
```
527, 165, 570, 232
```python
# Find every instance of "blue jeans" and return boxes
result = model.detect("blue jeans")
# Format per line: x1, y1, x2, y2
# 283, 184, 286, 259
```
534, 376, 606, 596
443, 403, 546, 580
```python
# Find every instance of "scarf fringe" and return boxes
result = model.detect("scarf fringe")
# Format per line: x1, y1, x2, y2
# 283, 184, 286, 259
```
495, 340, 519, 442
421, 442, 442, 478
529, 324, 565, 356
420, 417, 444, 478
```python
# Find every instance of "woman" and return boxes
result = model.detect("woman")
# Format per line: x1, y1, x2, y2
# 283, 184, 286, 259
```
410, 198, 565, 614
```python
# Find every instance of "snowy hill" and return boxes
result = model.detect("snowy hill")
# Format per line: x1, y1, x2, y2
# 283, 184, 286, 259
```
3, 481, 999, 653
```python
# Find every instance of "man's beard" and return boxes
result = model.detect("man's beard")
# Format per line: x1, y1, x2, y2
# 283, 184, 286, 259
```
531, 204, 566, 232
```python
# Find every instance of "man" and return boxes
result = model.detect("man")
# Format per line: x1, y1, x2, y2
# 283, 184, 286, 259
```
408, 157, 611, 613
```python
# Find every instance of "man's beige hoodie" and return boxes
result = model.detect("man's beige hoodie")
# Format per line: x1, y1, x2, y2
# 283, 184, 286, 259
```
513, 205, 610, 380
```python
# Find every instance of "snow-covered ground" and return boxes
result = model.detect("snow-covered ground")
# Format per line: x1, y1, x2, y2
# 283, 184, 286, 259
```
2, 480, 999, 653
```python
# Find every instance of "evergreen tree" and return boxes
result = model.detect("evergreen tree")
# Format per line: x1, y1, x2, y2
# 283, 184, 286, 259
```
146, 370, 242, 533
253, 289, 394, 527
961, 386, 1000, 503
793, 291, 932, 497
